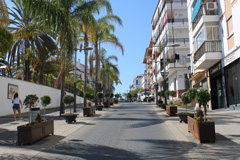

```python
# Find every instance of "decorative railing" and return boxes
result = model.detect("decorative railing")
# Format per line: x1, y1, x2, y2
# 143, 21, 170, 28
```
194, 40, 221, 64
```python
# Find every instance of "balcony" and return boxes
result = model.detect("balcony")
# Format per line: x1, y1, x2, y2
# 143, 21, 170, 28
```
194, 40, 222, 69
192, 4, 219, 32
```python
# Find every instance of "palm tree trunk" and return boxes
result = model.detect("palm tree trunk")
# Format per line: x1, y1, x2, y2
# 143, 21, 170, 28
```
60, 71, 65, 115
94, 41, 98, 105
103, 65, 105, 103
84, 32, 89, 107
24, 41, 31, 81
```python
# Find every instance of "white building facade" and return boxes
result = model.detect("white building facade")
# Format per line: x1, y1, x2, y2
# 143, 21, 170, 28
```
150, 0, 191, 98
188, 0, 240, 110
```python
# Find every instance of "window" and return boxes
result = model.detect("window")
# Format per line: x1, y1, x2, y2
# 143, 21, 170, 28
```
194, 28, 205, 51
206, 26, 219, 40
136, 80, 138, 85
227, 17, 233, 37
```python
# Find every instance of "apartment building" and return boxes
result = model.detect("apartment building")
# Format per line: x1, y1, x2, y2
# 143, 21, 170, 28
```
188, 0, 240, 110
130, 75, 143, 90
150, 0, 191, 98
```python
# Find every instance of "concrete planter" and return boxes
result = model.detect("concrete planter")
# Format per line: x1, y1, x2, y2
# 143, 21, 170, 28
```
95, 105, 103, 111
83, 107, 96, 116
62, 114, 78, 123
188, 116, 215, 143
177, 112, 194, 123
166, 105, 177, 116
17, 119, 54, 146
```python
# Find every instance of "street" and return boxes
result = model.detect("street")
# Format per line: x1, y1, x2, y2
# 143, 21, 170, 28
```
1, 103, 240, 159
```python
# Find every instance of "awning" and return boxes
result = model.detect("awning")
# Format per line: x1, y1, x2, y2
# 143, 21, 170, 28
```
190, 71, 205, 81
191, 0, 201, 23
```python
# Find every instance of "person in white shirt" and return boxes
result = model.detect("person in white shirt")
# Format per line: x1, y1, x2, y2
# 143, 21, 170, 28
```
12, 93, 23, 121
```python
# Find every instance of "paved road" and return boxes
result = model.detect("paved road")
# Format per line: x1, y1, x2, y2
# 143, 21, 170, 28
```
32, 102, 195, 160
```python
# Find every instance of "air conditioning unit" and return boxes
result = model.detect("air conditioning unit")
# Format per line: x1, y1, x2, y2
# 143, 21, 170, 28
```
206, 2, 218, 11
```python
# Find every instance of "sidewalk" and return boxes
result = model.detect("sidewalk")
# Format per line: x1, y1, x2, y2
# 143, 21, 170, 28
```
152, 103, 240, 159
0, 103, 121, 159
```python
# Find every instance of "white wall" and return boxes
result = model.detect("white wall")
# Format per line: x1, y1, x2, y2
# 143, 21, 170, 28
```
0, 77, 83, 116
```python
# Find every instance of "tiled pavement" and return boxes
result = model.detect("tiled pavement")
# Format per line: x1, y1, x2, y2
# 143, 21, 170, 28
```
1, 102, 240, 159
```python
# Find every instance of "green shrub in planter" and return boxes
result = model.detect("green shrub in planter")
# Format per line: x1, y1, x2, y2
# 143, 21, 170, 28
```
186, 88, 198, 112
96, 92, 103, 105
169, 91, 176, 101
84, 92, 91, 100
181, 94, 191, 113
40, 95, 51, 119
196, 90, 211, 120
23, 94, 39, 123
63, 95, 74, 114
165, 90, 170, 101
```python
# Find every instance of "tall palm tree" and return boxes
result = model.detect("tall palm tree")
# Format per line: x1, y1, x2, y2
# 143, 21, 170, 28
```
90, 14, 123, 105
99, 48, 118, 103
0, 0, 9, 29
23, 0, 113, 112
8, 0, 56, 81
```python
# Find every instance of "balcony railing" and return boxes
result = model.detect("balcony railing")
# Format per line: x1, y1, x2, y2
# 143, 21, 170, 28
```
192, 4, 219, 31
194, 40, 221, 64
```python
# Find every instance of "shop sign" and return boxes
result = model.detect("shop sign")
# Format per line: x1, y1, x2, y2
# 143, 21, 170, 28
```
209, 62, 221, 76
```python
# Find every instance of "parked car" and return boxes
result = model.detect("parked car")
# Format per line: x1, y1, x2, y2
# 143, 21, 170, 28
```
140, 92, 154, 102
119, 98, 124, 103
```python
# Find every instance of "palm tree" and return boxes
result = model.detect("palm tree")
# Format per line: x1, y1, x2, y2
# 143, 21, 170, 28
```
0, 0, 9, 29
90, 14, 123, 105
8, 0, 56, 81
99, 48, 118, 103
23, 0, 113, 112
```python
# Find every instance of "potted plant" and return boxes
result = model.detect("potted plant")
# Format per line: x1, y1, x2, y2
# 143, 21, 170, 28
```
114, 93, 120, 104
23, 94, 39, 123
157, 91, 165, 109
110, 92, 114, 106
177, 94, 194, 123
40, 95, 51, 119
188, 90, 215, 143
186, 88, 198, 113
166, 101, 177, 116
104, 92, 110, 108
83, 92, 96, 116
169, 90, 176, 101
165, 90, 170, 104
18, 94, 53, 146
95, 92, 103, 111
62, 95, 78, 123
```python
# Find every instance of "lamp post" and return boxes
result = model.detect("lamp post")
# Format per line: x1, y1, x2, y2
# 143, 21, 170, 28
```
74, 46, 93, 113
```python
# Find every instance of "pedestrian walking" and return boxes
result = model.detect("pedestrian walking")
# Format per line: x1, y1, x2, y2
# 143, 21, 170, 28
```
12, 93, 23, 121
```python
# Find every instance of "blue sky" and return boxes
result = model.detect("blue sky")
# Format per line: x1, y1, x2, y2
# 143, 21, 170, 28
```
6, 0, 158, 95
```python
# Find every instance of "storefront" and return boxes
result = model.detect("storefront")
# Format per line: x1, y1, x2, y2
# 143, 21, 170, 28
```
209, 61, 225, 109
225, 58, 240, 109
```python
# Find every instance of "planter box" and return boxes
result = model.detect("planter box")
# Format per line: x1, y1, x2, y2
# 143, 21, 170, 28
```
83, 107, 96, 117
62, 114, 78, 123
147, 99, 151, 103
95, 105, 103, 111
110, 102, 113, 106
114, 100, 118, 104
103, 102, 110, 108
166, 105, 177, 116
188, 116, 215, 143
177, 112, 194, 123
17, 119, 54, 146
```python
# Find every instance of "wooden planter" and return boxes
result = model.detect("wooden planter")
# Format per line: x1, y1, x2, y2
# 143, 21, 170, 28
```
114, 99, 118, 104
83, 107, 96, 117
95, 105, 103, 111
166, 105, 177, 116
177, 112, 194, 123
188, 116, 215, 143
147, 99, 151, 103
110, 102, 113, 106
17, 119, 54, 146
62, 114, 78, 123
103, 102, 110, 108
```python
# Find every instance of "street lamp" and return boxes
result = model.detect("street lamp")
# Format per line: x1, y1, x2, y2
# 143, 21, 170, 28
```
150, 43, 180, 106
74, 46, 93, 113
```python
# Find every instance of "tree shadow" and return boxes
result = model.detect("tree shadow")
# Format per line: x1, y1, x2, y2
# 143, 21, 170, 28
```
35, 141, 143, 160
